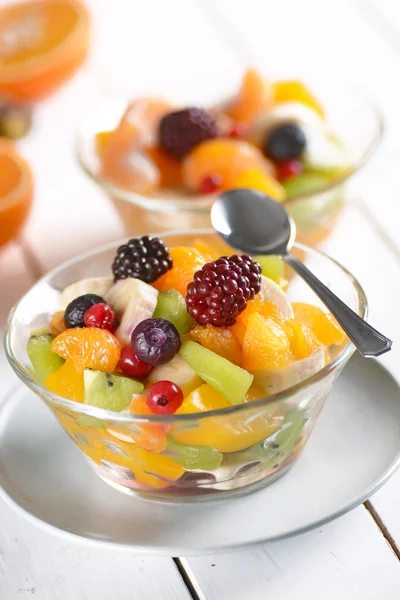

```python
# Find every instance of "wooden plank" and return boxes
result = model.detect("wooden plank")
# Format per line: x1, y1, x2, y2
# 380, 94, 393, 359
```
0, 503, 191, 600
181, 508, 400, 600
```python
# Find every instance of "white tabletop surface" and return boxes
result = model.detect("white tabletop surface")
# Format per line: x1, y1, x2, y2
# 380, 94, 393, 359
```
1, 0, 400, 597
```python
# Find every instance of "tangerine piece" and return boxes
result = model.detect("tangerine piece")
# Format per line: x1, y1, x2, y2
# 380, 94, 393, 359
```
192, 238, 219, 262
190, 324, 242, 366
174, 383, 283, 452
242, 313, 293, 372
231, 298, 282, 346
227, 69, 273, 123
0, 140, 33, 248
51, 328, 121, 372
286, 319, 322, 360
0, 0, 90, 102
50, 310, 67, 337
292, 302, 346, 346
146, 146, 182, 187
229, 167, 285, 202
152, 246, 205, 296
44, 360, 84, 402
182, 138, 274, 192
273, 80, 325, 119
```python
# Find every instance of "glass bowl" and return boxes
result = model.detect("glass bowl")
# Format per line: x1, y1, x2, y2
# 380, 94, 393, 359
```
5, 230, 367, 502
76, 81, 382, 247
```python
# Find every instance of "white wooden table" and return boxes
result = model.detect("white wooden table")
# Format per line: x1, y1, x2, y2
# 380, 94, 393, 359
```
1, 0, 400, 597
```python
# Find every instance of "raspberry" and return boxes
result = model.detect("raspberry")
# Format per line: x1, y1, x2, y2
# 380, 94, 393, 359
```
64, 294, 105, 328
186, 255, 262, 327
84, 303, 115, 330
159, 107, 217, 158
112, 236, 172, 283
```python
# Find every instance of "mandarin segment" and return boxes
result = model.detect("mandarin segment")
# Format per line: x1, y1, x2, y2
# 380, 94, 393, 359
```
182, 138, 273, 192
227, 69, 273, 123
292, 302, 346, 346
152, 246, 206, 296
242, 313, 293, 372
229, 167, 286, 202
190, 324, 242, 366
286, 319, 322, 360
146, 146, 182, 187
51, 328, 121, 372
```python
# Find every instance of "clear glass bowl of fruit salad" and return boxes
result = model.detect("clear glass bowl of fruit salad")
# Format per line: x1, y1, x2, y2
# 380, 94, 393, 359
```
77, 69, 382, 246
5, 230, 366, 501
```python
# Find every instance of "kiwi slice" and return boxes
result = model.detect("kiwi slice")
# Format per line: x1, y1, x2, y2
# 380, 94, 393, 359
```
27, 333, 64, 382
153, 289, 193, 334
84, 370, 144, 412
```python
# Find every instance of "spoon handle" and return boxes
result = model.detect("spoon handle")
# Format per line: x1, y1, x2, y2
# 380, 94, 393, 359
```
284, 254, 392, 358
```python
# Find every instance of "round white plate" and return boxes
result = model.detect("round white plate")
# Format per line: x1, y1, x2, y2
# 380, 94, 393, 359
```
0, 354, 399, 556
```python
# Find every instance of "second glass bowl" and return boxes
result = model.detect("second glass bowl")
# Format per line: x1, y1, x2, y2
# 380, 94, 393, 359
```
5, 230, 366, 501
77, 80, 382, 246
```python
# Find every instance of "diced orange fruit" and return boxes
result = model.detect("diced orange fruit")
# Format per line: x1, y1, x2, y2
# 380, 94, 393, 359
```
244, 382, 269, 402
273, 80, 325, 119
0, 0, 90, 102
190, 324, 242, 366
80, 430, 184, 489
229, 167, 285, 202
95, 130, 113, 156
127, 394, 168, 452
286, 319, 322, 360
230, 319, 247, 347
182, 138, 274, 192
51, 328, 121, 372
174, 383, 283, 452
0, 141, 33, 248
242, 313, 293, 372
153, 246, 205, 296
292, 302, 346, 346
44, 360, 84, 402
227, 69, 273, 123
231, 297, 281, 347
50, 311, 67, 337
146, 146, 182, 188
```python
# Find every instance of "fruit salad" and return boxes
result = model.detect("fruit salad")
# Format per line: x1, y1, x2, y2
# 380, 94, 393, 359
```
27, 235, 347, 498
95, 69, 351, 205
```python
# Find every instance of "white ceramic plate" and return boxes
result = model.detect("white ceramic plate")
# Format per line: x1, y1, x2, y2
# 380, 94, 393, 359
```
0, 354, 399, 556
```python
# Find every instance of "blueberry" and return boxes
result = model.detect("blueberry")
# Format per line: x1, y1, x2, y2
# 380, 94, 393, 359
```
64, 294, 105, 328
131, 318, 181, 366
263, 123, 306, 162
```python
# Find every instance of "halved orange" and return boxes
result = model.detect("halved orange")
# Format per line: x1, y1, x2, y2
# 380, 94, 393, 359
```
0, 140, 33, 248
0, 0, 90, 102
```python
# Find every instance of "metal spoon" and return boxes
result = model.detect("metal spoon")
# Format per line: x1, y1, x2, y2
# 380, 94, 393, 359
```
211, 189, 392, 358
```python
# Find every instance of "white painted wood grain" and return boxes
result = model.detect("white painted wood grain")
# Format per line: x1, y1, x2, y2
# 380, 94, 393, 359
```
182, 509, 400, 600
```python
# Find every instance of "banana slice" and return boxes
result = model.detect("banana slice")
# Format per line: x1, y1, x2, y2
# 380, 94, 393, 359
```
254, 347, 325, 395
147, 354, 202, 396
302, 125, 351, 173
248, 102, 324, 146
260, 275, 293, 320
105, 278, 158, 346
60, 277, 113, 309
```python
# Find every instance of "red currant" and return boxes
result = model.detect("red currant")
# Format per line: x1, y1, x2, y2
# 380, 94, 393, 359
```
84, 303, 115, 330
228, 122, 248, 139
119, 345, 153, 378
146, 380, 184, 415
276, 159, 303, 181
200, 173, 222, 194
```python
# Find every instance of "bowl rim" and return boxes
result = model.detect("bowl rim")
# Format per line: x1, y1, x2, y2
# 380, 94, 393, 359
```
4, 233, 367, 424
76, 84, 384, 212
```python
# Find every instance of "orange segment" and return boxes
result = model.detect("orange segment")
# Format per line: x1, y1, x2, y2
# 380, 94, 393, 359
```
146, 146, 182, 188
190, 324, 242, 366
175, 383, 283, 452
231, 297, 281, 346
286, 319, 322, 360
229, 167, 285, 202
227, 69, 273, 123
44, 360, 84, 402
153, 246, 205, 296
51, 328, 121, 372
242, 313, 293, 372
273, 80, 325, 119
182, 138, 274, 192
0, 141, 33, 248
0, 0, 90, 102
292, 302, 346, 346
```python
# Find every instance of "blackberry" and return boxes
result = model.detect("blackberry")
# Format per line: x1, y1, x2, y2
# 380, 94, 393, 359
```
159, 107, 217, 158
263, 123, 306, 162
64, 294, 105, 328
112, 236, 172, 284
186, 255, 262, 327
